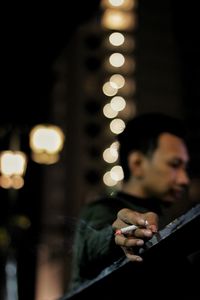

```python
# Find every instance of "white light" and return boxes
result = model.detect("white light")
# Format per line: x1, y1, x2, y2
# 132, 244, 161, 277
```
110, 141, 120, 150
103, 171, 118, 186
110, 74, 125, 89
102, 0, 136, 10
0, 151, 27, 176
110, 96, 126, 111
109, 0, 124, 7
109, 53, 125, 67
110, 165, 124, 181
109, 32, 125, 46
110, 118, 125, 134
103, 103, 118, 119
104, 56, 136, 73
103, 147, 118, 163
102, 81, 118, 96
30, 125, 65, 154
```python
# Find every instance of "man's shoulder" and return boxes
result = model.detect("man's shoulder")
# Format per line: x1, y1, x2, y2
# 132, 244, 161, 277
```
80, 193, 129, 219
80, 193, 127, 226
86, 193, 125, 208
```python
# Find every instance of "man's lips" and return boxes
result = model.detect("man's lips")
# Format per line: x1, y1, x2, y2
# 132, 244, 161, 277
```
171, 188, 185, 199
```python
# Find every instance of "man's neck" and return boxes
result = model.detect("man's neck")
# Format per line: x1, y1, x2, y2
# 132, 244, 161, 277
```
121, 178, 148, 199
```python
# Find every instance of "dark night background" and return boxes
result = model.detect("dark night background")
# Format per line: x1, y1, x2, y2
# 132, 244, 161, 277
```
1, 1, 101, 125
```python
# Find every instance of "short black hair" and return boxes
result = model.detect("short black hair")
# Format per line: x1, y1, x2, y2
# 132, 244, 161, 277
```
117, 112, 187, 181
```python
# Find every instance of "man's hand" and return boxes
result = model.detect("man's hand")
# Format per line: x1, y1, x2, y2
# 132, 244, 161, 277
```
112, 208, 158, 262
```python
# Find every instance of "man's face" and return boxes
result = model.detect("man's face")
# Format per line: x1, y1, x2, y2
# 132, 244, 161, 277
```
142, 133, 190, 203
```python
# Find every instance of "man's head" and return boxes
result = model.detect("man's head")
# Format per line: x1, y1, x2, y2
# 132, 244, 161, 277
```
117, 113, 190, 203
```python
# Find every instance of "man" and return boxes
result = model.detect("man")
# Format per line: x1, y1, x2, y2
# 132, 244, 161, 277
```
69, 112, 193, 291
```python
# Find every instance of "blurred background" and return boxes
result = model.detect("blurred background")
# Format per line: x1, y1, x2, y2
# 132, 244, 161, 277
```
0, 1, 200, 299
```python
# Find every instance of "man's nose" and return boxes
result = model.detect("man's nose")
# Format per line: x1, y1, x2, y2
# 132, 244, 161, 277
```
178, 169, 190, 186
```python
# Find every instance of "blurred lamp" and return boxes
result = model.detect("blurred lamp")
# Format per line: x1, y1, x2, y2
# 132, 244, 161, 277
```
29, 124, 65, 164
0, 151, 27, 176
0, 151, 27, 189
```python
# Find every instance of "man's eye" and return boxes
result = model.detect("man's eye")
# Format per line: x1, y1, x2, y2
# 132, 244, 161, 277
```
169, 161, 180, 168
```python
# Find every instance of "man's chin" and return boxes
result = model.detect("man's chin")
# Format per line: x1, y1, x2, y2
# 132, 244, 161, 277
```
162, 191, 184, 204
162, 195, 178, 205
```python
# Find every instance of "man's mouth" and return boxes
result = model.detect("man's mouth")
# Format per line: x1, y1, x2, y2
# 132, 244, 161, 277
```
171, 188, 185, 199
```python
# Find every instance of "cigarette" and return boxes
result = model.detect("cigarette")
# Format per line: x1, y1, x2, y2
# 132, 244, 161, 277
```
115, 220, 148, 235
115, 224, 138, 235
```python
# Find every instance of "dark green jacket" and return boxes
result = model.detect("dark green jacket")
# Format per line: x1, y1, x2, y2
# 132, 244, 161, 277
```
69, 191, 162, 290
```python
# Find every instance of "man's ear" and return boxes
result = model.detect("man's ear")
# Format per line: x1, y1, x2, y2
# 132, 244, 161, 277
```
128, 151, 145, 178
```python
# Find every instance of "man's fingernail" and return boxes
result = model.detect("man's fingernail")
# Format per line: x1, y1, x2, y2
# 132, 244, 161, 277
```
136, 257, 143, 262
136, 240, 144, 246
149, 224, 157, 232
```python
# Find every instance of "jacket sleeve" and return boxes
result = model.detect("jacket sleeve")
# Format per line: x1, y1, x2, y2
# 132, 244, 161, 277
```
69, 200, 124, 289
